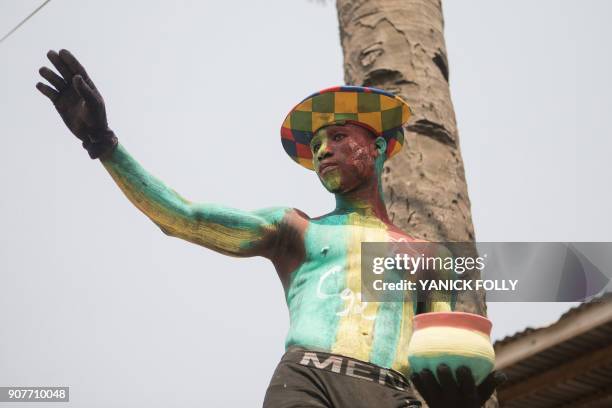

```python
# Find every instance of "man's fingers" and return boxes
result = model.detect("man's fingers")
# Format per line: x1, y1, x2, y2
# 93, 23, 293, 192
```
47, 50, 73, 82
36, 82, 59, 102
72, 75, 99, 108
410, 373, 433, 404
436, 364, 459, 396
59, 49, 96, 89
456, 366, 476, 389
39, 67, 66, 91
419, 369, 443, 406
456, 366, 479, 406
477, 371, 507, 405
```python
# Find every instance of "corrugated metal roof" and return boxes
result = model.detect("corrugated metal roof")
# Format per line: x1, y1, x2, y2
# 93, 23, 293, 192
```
495, 292, 612, 347
493, 293, 612, 408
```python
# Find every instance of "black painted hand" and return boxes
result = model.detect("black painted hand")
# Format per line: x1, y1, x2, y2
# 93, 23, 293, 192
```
36, 49, 117, 159
410, 365, 506, 408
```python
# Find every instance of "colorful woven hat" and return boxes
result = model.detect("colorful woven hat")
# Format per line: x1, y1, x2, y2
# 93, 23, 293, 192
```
280, 86, 411, 170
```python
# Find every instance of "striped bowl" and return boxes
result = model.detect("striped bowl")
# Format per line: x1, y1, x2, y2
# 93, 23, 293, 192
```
407, 312, 495, 385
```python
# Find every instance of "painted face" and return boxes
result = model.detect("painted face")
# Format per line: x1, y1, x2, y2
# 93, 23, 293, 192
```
310, 123, 383, 194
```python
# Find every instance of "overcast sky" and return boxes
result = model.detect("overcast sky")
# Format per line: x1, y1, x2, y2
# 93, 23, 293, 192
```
1, 1, 611, 407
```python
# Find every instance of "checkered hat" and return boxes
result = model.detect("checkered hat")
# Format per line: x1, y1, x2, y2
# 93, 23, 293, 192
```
280, 86, 411, 170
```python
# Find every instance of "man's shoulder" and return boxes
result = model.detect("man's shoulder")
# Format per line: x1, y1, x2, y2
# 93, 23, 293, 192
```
251, 208, 313, 235
251, 207, 309, 221
383, 225, 452, 256
385, 227, 453, 257
385, 223, 421, 242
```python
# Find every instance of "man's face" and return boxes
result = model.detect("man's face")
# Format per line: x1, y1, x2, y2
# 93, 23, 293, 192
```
310, 123, 381, 194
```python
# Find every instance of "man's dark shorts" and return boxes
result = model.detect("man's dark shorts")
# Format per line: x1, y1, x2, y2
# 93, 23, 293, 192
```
263, 347, 421, 408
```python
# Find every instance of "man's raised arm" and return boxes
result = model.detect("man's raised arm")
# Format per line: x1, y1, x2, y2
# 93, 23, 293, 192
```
36, 49, 287, 258
100, 144, 288, 257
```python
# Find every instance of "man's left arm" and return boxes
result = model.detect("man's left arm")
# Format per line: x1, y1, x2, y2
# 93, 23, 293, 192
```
411, 245, 506, 407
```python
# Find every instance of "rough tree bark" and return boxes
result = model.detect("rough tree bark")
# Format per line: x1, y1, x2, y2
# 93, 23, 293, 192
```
335, 1, 496, 406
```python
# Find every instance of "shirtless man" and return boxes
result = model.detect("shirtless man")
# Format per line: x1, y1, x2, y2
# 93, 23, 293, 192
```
36, 49, 504, 408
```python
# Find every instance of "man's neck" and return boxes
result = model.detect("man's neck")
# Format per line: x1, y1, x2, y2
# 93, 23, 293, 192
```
333, 183, 391, 224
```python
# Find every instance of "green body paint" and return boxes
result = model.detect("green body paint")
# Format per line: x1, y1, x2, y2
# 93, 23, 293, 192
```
369, 301, 404, 368
285, 214, 349, 350
102, 144, 289, 257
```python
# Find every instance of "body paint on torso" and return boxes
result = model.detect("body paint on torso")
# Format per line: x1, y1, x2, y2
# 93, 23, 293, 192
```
282, 211, 452, 376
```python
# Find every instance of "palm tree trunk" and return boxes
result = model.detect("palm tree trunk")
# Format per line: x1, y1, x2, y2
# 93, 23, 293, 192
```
336, 0, 483, 309
336, 1, 496, 405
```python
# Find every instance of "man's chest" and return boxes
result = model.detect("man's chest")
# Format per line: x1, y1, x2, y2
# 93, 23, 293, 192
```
302, 218, 410, 262
280, 214, 414, 294
285, 218, 419, 362
287, 219, 410, 295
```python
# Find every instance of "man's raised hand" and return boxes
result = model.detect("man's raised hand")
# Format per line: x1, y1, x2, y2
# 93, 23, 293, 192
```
36, 49, 117, 159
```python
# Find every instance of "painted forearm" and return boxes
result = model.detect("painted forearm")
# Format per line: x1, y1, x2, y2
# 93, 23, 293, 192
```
100, 143, 280, 257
